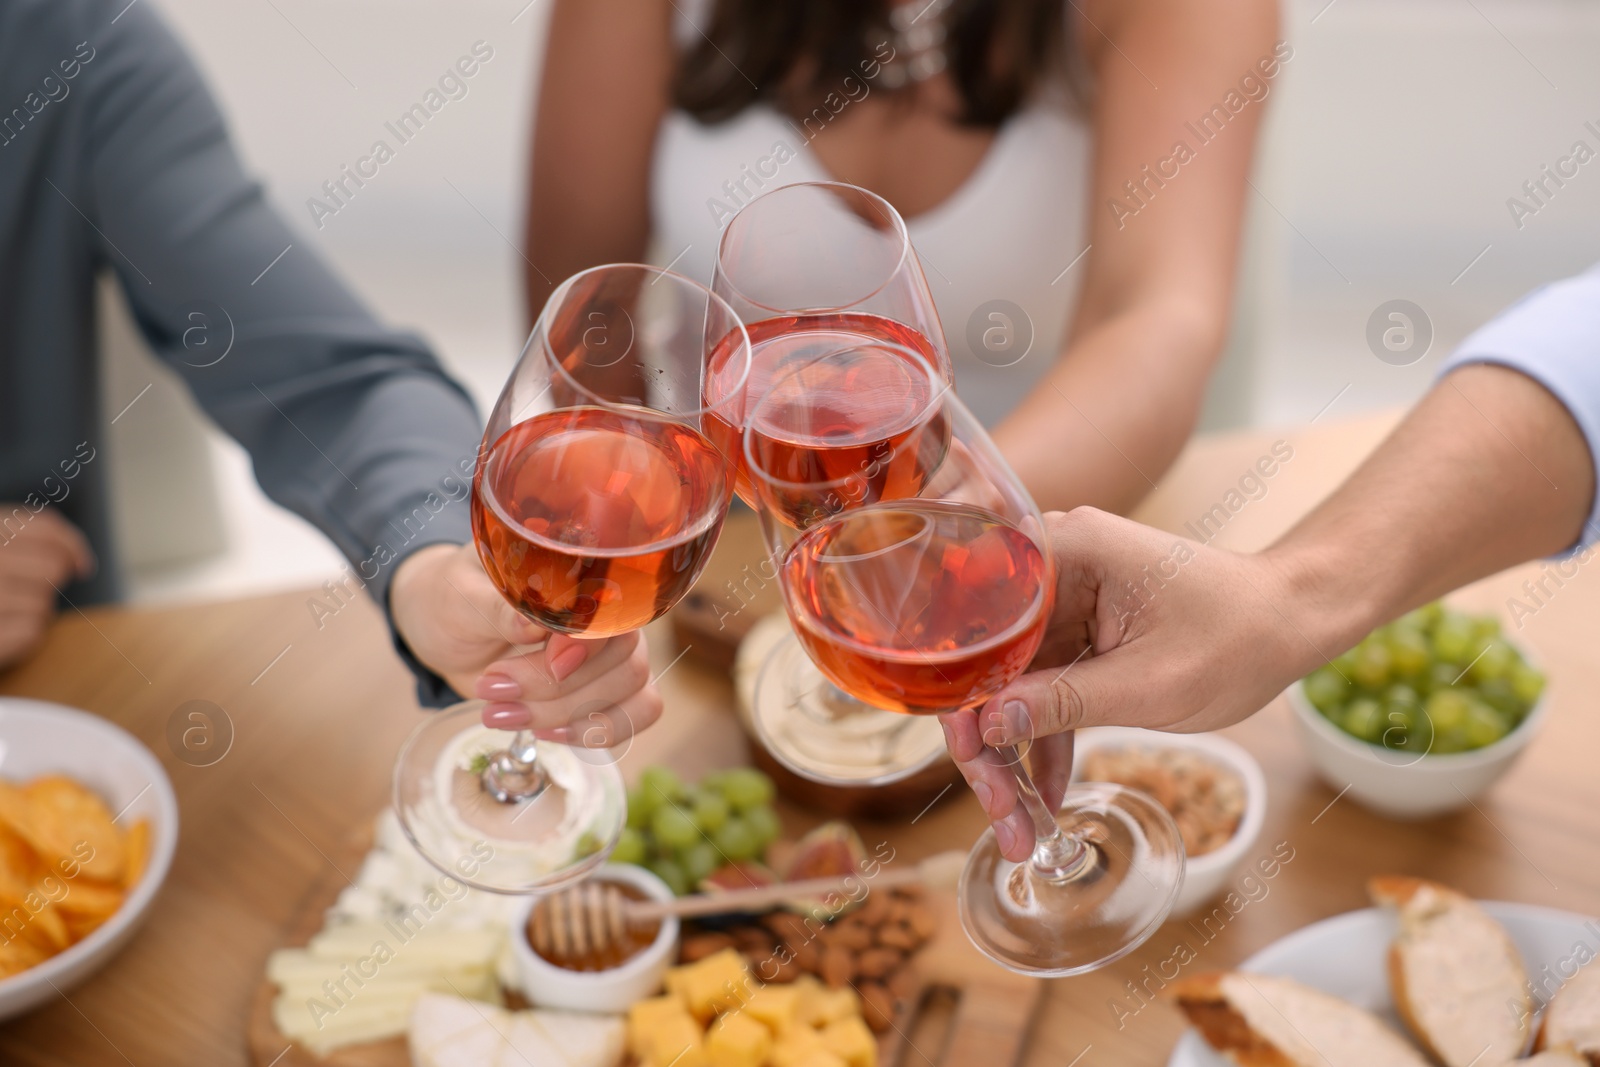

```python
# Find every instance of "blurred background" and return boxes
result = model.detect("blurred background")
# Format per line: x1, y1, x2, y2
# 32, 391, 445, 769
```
111, 0, 1600, 604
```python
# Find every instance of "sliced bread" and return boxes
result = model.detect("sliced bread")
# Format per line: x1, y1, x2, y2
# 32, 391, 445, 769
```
1535, 959, 1600, 1065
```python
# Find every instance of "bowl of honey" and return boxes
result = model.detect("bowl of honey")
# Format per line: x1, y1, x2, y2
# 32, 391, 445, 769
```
510, 863, 679, 1013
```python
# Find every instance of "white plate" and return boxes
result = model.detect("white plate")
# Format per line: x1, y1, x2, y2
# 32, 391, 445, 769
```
1167, 901, 1599, 1066
0, 697, 179, 1020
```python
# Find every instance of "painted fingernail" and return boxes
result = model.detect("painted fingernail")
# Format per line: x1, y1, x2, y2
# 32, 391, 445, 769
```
1002, 700, 1031, 743
550, 644, 589, 682
534, 727, 573, 744
476, 674, 522, 701
972, 780, 994, 816
994, 820, 1016, 856
483, 704, 531, 729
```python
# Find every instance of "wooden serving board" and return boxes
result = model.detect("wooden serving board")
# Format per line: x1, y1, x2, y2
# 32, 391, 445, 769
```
248, 824, 1045, 1067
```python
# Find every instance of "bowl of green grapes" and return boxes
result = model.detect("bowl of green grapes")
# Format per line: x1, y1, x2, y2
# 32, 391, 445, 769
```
1286, 602, 1549, 819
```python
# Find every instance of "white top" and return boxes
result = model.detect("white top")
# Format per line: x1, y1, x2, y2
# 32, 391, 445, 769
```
1441, 261, 1600, 549
651, 11, 1093, 426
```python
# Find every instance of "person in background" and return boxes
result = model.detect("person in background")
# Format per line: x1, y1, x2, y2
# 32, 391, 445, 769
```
525, 0, 1280, 515
943, 268, 1600, 860
0, 0, 659, 743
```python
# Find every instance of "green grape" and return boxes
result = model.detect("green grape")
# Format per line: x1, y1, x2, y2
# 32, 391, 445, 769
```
1424, 661, 1459, 696
1510, 661, 1546, 706
1463, 701, 1511, 749
1383, 683, 1421, 710
1379, 706, 1415, 751
700, 769, 730, 793
651, 804, 701, 851
1386, 628, 1431, 678
1352, 641, 1392, 691
611, 827, 647, 866
1474, 616, 1503, 642
1476, 676, 1521, 716
1342, 698, 1385, 744
1332, 650, 1359, 678
1431, 614, 1476, 665
1468, 640, 1515, 684
640, 765, 687, 805
718, 768, 776, 812
691, 790, 731, 834
648, 857, 690, 896
626, 787, 656, 831
680, 840, 719, 885
712, 817, 762, 861
1426, 688, 1471, 732
743, 805, 781, 849
1400, 603, 1442, 632
1304, 668, 1351, 714
573, 831, 601, 859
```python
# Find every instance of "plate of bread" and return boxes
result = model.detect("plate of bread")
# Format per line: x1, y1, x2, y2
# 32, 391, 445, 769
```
1167, 876, 1600, 1067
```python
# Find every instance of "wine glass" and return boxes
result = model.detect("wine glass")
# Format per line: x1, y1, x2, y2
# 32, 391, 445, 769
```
745, 345, 1185, 975
703, 181, 956, 785
394, 264, 751, 894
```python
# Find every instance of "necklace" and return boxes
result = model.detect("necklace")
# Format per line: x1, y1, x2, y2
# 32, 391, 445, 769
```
877, 0, 955, 90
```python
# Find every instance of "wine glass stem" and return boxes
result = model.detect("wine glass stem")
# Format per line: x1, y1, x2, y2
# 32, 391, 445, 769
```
992, 743, 1090, 881
483, 729, 548, 803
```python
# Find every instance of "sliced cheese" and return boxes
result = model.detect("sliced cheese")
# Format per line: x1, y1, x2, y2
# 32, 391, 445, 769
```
1542, 962, 1600, 1057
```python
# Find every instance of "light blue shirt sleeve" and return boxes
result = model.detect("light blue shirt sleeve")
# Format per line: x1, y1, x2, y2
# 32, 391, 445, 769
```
1440, 263, 1600, 550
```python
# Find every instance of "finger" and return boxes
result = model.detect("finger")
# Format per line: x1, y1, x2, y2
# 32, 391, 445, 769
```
476, 631, 643, 705
479, 636, 651, 729
1029, 731, 1075, 814
0, 616, 48, 668
451, 554, 544, 647
977, 652, 1144, 747
545, 630, 606, 683
938, 709, 985, 762
25, 509, 96, 580
531, 686, 664, 749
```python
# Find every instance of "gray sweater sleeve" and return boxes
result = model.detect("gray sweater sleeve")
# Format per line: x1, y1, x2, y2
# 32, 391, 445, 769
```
70, 2, 482, 705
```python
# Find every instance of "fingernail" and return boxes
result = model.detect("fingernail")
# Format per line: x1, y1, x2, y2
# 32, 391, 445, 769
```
1002, 700, 1031, 743
534, 727, 573, 744
483, 704, 531, 729
476, 673, 521, 701
549, 643, 589, 682
939, 718, 954, 750
994, 820, 1016, 856
972, 780, 994, 816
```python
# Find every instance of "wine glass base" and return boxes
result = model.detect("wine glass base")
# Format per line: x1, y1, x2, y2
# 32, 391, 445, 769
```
959, 782, 1185, 977
393, 703, 626, 894
750, 635, 948, 786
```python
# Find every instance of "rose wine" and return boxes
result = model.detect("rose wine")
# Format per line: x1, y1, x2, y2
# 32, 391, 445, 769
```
783, 501, 1051, 714
472, 407, 728, 635
703, 313, 949, 511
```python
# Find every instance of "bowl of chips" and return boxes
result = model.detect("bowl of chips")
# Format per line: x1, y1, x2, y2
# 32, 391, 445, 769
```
0, 697, 177, 1020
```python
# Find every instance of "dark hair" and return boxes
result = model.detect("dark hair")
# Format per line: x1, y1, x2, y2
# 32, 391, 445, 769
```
673, 0, 1072, 128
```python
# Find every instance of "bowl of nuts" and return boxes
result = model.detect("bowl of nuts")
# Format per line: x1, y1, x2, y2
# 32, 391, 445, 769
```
1071, 727, 1266, 918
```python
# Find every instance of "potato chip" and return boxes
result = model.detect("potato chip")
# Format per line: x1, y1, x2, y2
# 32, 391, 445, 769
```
20, 775, 125, 882
56, 877, 124, 921
0, 826, 38, 908
17, 900, 70, 953
123, 819, 150, 890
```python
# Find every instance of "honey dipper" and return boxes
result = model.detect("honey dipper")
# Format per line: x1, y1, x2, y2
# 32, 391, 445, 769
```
528, 850, 963, 958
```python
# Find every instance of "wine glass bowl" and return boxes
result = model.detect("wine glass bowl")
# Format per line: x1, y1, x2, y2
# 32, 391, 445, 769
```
395, 264, 750, 894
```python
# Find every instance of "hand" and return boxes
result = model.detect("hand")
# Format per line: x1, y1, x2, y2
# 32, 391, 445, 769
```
941, 507, 1319, 861
0, 506, 95, 669
389, 543, 662, 747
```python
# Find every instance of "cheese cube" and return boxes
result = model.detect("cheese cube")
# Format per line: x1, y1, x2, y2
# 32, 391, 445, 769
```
628, 994, 692, 1059
768, 1027, 831, 1067
787, 1053, 848, 1067
648, 1013, 704, 1067
666, 948, 753, 1022
820, 1017, 876, 1067
743, 984, 802, 1036
798, 985, 858, 1029
706, 1010, 771, 1067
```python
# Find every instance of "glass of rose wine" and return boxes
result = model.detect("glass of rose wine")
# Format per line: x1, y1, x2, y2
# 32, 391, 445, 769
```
393, 264, 751, 894
705, 181, 957, 785
745, 345, 1185, 976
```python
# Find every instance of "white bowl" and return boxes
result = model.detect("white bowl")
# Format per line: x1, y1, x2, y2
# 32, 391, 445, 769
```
1071, 727, 1267, 919
1286, 676, 1549, 820
0, 697, 179, 1021
510, 863, 679, 1013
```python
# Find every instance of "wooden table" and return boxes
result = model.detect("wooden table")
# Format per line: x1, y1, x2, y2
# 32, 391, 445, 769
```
5, 410, 1599, 1066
